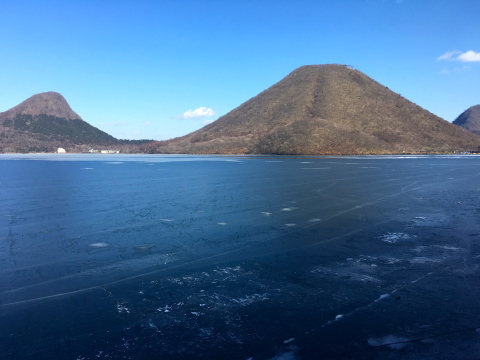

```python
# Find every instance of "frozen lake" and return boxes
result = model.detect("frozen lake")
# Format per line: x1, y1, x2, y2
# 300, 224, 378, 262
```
1, 154, 480, 359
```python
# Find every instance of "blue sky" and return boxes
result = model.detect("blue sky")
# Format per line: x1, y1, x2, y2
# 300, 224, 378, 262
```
1, 0, 479, 140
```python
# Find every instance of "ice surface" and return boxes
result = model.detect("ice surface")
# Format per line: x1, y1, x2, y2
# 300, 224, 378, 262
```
268, 350, 298, 360
367, 335, 411, 349
2, 154, 480, 360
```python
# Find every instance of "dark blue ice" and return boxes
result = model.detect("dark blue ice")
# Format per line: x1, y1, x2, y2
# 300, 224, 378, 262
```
1, 154, 480, 359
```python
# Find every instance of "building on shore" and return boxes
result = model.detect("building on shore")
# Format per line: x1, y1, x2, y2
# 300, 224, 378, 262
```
88, 149, 120, 154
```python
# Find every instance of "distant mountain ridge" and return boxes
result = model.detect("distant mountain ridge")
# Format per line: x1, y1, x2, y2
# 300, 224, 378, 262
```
453, 105, 480, 135
142, 64, 480, 155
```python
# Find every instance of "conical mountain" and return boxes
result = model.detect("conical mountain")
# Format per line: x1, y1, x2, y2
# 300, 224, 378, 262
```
453, 105, 480, 135
143, 64, 480, 154
0, 92, 118, 153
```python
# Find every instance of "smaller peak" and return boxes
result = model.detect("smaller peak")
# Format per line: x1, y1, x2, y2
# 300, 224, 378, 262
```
1, 91, 82, 120
33, 91, 66, 98
26, 91, 69, 103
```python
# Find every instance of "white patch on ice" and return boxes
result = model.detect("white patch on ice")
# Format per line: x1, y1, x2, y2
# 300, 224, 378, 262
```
116, 304, 130, 314
281, 207, 297, 211
302, 167, 330, 170
105, 162, 123, 164
148, 321, 159, 331
217, 222, 227, 226
89, 242, 109, 248
361, 275, 380, 282
435, 245, 461, 251
367, 335, 410, 349
308, 218, 321, 222
160, 219, 174, 222
285, 223, 296, 227
82, 167, 94, 170
375, 294, 389, 301
300, 161, 312, 163
261, 212, 273, 216
410, 257, 441, 264
157, 305, 172, 313
284, 337, 295, 344
191, 311, 201, 316
379, 232, 414, 243
335, 314, 343, 320
385, 257, 401, 264
231, 293, 269, 306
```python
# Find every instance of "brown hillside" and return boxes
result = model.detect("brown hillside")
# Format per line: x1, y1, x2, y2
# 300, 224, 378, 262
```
453, 105, 480, 135
143, 64, 480, 155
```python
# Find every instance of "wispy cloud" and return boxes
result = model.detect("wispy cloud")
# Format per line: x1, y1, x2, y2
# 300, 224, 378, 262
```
180, 107, 216, 119
440, 66, 469, 75
438, 50, 480, 62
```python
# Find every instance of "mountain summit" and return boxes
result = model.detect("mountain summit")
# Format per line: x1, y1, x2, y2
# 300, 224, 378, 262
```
143, 64, 479, 154
453, 105, 480, 135
0, 92, 117, 153
0, 92, 82, 122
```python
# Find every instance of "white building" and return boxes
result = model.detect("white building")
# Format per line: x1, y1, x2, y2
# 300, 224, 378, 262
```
57, 148, 66, 153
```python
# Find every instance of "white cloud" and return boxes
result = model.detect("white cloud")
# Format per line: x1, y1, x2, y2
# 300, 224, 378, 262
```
180, 107, 216, 119
458, 50, 480, 62
438, 50, 480, 62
